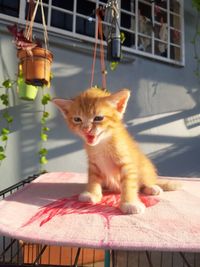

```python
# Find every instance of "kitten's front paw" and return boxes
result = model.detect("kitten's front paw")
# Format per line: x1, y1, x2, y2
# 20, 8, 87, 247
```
142, 185, 163, 196
120, 201, 145, 214
78, 191, 102, 204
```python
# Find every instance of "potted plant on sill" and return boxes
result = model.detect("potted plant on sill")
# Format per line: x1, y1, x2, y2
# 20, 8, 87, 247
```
7, 0, 53, 87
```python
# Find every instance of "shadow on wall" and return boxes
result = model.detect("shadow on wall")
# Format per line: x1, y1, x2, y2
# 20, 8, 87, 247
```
0, 103, 42, 178
126, 108, 200, 177
152, 138, 200, 177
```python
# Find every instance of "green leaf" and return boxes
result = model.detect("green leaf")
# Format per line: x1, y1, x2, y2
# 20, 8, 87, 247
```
120, 32, 126, 44
42, 94, 51, 105
3, 112, 13, 123
0, 94, 8, 100
0, 146, 4, 152
0, 94, 9, 106
43, 111, 50, 118
39, 148, 48, 156
0, 153, 6, 161
42, 126, 50, 132
1, 128, 10, 135
40, 156, 48, 165
41, 117, 46, 125
40, 133, 48, 141
2, 79, 12, 89
110, 61, 119, 71
1, 135, 8, 141
7, 116, 13, 123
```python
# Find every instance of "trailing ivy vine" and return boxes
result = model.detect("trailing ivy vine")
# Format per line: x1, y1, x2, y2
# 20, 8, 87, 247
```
0, 79, 14, 164
39, 90, 51, 172
0, 76, 52, 172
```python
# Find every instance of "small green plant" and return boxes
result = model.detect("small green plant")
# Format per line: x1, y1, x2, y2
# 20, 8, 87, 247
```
39, 91, 51, 172
0, 79, 14, 164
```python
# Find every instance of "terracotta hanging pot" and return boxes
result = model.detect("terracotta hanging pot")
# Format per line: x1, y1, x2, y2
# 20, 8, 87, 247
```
17, 47, 53, 87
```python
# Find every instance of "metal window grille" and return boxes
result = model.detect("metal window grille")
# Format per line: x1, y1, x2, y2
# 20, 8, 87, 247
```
0, 0, 184, 66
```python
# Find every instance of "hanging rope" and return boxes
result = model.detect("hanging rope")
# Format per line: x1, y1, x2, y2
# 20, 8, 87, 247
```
90, 8, 107, 90
25, 0, 49, 51
25, 0, 35, 42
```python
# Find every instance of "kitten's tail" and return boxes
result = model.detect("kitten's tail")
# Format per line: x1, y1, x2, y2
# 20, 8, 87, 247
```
156, 178, 182, 191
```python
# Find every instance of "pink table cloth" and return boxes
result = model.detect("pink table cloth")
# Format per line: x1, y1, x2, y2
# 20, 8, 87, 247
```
0, 172, 200, 252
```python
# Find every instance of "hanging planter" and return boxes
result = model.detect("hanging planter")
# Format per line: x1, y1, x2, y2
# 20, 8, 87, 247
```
19, 0, 53, 86
103, 0, 121, 62
17, 47, 53, 86
17, 76, 39, 101
8, 0, 53, 87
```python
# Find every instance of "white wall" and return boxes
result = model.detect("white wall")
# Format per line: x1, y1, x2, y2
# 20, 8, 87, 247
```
0, 1, 199, 190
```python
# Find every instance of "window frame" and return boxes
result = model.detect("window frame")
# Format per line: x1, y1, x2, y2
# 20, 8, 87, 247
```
0, 0, 185, 66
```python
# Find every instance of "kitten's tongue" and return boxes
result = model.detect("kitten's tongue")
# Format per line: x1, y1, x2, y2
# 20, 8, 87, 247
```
86, 134, 95, 144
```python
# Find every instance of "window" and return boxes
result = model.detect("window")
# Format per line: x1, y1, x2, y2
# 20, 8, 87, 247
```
119, 0, 183, 64
0, 0, 184, 65
0, 0, 20, 17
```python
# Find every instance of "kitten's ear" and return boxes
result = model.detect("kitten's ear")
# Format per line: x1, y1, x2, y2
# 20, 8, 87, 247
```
107, 89, 130, 116
52, 98, 74, 117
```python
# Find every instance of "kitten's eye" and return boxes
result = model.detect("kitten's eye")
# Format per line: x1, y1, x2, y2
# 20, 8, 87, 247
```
93, 116, 104, 122
73, 117, 82, 123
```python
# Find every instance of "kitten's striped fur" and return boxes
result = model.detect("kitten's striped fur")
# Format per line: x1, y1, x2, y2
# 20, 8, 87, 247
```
53, 88, 180, 214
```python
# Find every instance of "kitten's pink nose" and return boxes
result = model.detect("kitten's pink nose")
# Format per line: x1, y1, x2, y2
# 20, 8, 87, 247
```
82, 126, 92, 134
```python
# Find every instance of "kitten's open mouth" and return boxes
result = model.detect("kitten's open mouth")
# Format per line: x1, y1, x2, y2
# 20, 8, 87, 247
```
85, 132, 102, 145
85, 134, 96, 144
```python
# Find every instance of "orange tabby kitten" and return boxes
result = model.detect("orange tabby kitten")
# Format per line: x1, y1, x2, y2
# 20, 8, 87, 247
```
53, 88, 179, 214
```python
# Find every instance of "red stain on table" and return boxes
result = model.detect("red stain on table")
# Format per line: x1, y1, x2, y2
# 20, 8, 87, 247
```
23, 193, 159, 228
